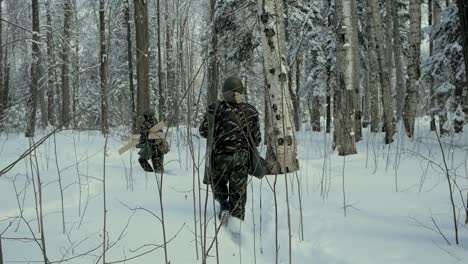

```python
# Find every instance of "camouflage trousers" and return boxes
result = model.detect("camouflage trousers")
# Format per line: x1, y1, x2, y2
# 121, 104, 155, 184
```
211, 149, 249, 220
138, 145, 164, 172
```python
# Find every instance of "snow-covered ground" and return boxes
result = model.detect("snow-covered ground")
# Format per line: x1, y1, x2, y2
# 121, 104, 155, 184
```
1, 119, 468, 264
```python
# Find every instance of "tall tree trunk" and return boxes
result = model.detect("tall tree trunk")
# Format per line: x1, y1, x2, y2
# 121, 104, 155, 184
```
283, 0, 300, 131
335, 0, 357, 155
72, 0, 80, 128
257, 0, 299, 173
62, 0, 72, 128
134, 0, 150, 127
367, 0, 380, 132
393, 0, 405, 123
99, 0, 109, 134
124, 0, 136, 133
404, 0, 422, 139
370, 0, 395, 143
352, 0, 362, 141
429, 0, 436, 130
0, 0, 3, 128
157, 0, 165, 122
458, 0, 468, 121
311, 95, 321, 132
26, 0, 40, 137
46, 0, 55, 127
165, 0, 175, 126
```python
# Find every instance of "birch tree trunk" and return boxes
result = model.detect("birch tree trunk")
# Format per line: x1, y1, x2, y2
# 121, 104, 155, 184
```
26, 0, 40, 137
257, 0, 299, 173
134, 0, 150, 127
369, 0, 395, 143
404, 0, 422, 139
393, 0, 405, 122
62, 0, 72, 128
99, 0, 109, 134
335, 0, 357, 155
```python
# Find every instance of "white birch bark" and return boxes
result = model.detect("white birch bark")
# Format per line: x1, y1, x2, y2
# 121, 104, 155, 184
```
257, 0, 299, 173
335, 0, 357, 155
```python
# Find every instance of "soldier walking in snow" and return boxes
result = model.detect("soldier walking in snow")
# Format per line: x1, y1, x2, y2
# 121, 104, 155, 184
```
136, 110, 169, 172
199, 76, 261, 221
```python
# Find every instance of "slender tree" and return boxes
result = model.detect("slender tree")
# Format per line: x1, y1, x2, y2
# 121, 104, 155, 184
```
46, 0, 55, 126
157, 0, 164, 122
134, 0, 150, 126
0, 0, 3, 128
26, 0, 41, 137
458, 0, 468, 118
124, 0, 136, 133
99, 0, 109, 134
62, 0, 72, 127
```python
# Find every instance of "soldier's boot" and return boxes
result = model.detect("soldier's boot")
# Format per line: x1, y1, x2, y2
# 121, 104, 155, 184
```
151, 157, 164, 173
139, 158, 154, 172
218, 201, 230, 224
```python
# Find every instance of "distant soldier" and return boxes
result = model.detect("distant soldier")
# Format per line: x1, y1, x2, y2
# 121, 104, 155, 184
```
136, 110, 169, 172
199, 76, 261, 221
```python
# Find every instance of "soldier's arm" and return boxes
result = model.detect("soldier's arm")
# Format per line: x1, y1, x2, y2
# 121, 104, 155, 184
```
252, 110, 261, 147
199, 104, 217, 138
199, 114, 208, 138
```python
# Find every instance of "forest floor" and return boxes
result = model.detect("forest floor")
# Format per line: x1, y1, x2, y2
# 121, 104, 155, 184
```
1, 118, 468, 264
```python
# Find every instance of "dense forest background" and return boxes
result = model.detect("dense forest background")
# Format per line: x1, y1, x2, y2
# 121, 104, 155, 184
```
0, 0, 466, 148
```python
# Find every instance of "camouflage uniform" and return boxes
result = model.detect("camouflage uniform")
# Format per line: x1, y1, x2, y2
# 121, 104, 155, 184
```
137, 112, 164, 172
199, 77, 261, 220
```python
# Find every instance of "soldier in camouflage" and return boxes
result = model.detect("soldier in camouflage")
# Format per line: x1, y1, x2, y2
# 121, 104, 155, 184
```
199, 76, 261, 220
137, 110, 165, 173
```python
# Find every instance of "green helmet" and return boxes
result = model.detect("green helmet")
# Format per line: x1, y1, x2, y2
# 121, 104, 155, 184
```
142, 109, 155, 119
222, 76, 245, 95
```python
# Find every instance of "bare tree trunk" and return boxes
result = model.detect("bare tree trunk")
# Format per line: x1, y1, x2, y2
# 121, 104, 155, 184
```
26, 0, 40, 137
99, 0, 109, 134
457, 0, 468, 121
311, 96, 321, 132
61, 0, 72, 128
134, 0, 150, 127
157, 0, 165, 122
283, 1, 300, 132
367, 0, 380, 132
165, 0, 175, 125
352, 0, 362, 142
393, 0, 405, 123
46, 0, 55, 127
335, 0, 357, 156
0, 0, 3, 128
124, 0, 136, 133
369, 0, 395, 143
404, 0, 422, 139
257, 0, 299, 173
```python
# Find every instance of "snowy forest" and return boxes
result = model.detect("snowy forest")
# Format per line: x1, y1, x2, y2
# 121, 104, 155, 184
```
1, 0, 468, 263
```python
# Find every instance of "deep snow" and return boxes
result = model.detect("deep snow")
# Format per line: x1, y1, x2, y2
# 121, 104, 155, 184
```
1, 119, 468, 264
